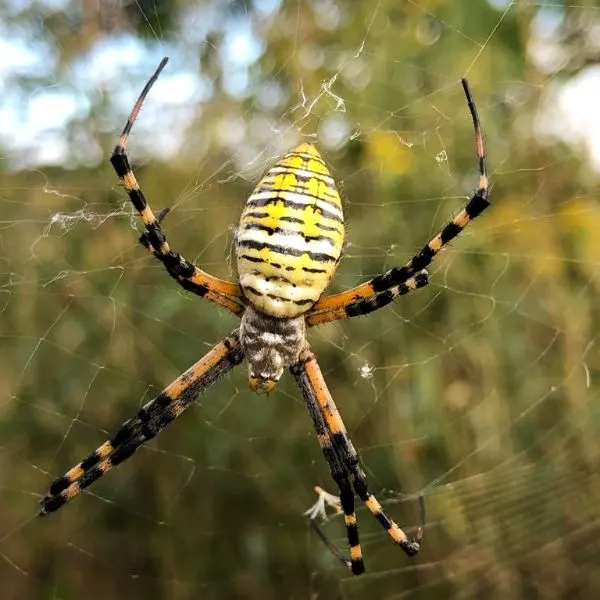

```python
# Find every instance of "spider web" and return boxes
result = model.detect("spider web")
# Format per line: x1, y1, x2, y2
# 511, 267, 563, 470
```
1, 1, 600, 598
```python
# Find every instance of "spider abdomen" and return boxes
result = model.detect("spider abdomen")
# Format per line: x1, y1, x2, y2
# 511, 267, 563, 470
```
236, 143, 345, 318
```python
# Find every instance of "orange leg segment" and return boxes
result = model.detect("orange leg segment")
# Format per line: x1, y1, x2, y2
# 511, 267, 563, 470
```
307, 78, 488, 325
109, 58, 245, 317
291, 348, 423, 575
40, 333, 244, 515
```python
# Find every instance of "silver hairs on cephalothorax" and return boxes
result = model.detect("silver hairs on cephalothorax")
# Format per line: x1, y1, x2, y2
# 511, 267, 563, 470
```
239, 305, 306, 393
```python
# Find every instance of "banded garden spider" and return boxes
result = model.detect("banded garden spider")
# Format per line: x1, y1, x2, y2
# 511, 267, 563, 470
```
40, 57, 489, 576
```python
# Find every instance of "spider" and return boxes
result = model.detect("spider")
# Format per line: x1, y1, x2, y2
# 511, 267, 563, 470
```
39, 57, 489, 576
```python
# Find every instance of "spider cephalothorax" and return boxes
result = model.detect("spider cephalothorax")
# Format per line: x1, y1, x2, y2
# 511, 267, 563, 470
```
41, 57, 490, 577
239, 306, 306, 393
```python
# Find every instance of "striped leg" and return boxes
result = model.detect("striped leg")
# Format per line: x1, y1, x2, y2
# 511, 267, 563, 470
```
297, 348, 423, 559
306, 271, 428, 327
304, 486, 352, 569
307, 78, 488, 321
291, 357, 365, 575
40, 333, 244, 515
109, 58, 246, 317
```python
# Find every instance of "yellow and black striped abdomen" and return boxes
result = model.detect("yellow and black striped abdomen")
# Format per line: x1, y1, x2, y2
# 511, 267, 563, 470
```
236, 143, 344, 318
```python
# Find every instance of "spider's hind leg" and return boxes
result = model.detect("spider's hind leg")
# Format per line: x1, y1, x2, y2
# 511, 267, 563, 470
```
110, 57, 246, 317
305, 78, 489, 325
138, 206, 170, 249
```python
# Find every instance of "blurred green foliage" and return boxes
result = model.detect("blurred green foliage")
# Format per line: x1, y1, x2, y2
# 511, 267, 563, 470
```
1, 1, 600, 599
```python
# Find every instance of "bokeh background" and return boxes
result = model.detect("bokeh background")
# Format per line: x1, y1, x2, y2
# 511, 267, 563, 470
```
1, 1, 600, 599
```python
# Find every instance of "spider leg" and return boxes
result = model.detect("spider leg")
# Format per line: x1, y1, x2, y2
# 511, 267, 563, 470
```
293, 348, 424, 563
40, 333, 244, 515
306, 78, 488, 322
306, 271, 428, 327
291, 357, 364, 575
305, 486, 356, 571
110, 57, 246, 317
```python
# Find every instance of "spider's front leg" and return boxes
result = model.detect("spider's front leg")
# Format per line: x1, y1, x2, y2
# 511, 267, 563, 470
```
40, 333, 244, 515
110, 57, 246, 318
291, 348, 424, 574
291, 355, 365, 575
